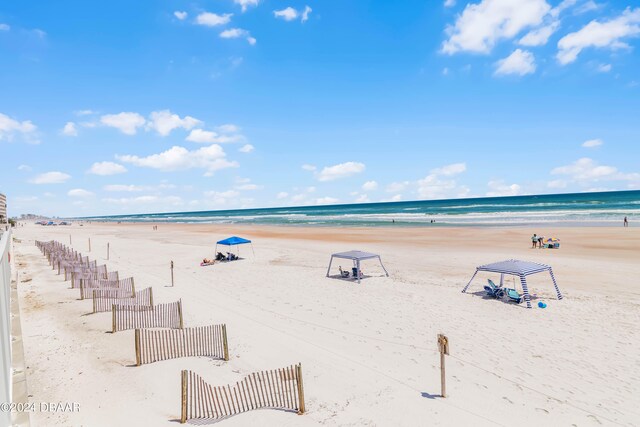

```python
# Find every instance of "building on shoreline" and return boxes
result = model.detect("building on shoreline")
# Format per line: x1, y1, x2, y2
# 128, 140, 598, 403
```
0, 193, 6, 224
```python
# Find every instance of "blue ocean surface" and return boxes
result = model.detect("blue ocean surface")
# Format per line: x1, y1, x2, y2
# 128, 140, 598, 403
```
84, 190, 640, 227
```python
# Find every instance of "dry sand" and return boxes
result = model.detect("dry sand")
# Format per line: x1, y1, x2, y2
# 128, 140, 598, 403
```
11, 222, 640, 426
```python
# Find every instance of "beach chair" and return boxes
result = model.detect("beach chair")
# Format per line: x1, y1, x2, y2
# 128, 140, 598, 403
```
484, 279, 504, 298
504, 288, 523, 304
339, 266, 350, 278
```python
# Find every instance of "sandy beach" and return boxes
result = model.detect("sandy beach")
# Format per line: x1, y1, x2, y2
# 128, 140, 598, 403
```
11, 222, 640, 426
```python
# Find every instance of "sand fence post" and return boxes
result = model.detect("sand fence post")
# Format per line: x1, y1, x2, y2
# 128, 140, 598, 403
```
111, 305, 116, 333
296, 363, 306, 414
171, 260, 174, 287
88, 238, 91, 252
69, 234, 72, 245
107, 243, 110, 260
437, 334, 449, 398
178, 300, 184, 329
134, 329, 141, 366
180, 370, 188, 423
222, 324, 229, 361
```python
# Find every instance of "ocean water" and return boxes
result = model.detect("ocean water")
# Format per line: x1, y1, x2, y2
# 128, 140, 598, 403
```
86, 190, 640, 227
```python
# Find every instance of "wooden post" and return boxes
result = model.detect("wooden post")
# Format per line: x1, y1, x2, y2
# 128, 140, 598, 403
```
296, 363, 306, 414
178, 300, 184, 329
171, 260, 174, 287
92, 289, 97, 313
107, 243, 110, 260
180, 370, 188, 423
88, 238, 91, 252
437, 334, 449, 398
222, 324, 229, 361
149, 287, 154, 307
112, 306, 116, 333
69, 234, 72, 245
134, 329, 141, 366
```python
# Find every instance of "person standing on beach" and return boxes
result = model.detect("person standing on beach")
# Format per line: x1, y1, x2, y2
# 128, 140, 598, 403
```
624, 216, 628, 227
531, 234, 538, 248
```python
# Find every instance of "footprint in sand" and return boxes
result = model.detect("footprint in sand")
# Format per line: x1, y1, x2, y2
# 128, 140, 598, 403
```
586, 414, 602, 424
502, 396, 513, 404
535, 408, 549, 414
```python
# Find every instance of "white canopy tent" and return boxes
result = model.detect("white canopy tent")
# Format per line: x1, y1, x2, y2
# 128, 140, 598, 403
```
326, 250, 389, 284
462, 259, 563, 309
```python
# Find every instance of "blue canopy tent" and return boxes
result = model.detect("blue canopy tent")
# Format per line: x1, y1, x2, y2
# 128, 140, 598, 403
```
462, 259, 563, 308
215, 236, 254, 260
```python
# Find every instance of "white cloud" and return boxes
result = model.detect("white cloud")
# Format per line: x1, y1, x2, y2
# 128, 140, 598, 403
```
362, 180, 378, 191
302, 164, 317, 171
442, 0, 551, 54
386, 181, 409, 192
550, 158, 640, 187
274, 7, 299, 21
196, 12, 233, 27
274, 6, 311, 22
102, 195, 183, 206
495, 49, 536, 76
174, 11, 188, 20
317, 162, 366, 181
582, 138, 603, 148
100, 112, 146, 135
203, 190, 241, 206
18, 164, 32, 171
302, 6, 312, 22
444, 0, 456, 7
29, 171, 71, 184
217, 124, 240, 133
236, 183, 262, 190
239, 144, 254, 153
88, 161, 127, 176
62, 121, 78, 136
486, 180, 522, 197
220, 28, 256, 45
315, 197, 339, 205
0, 112, 38, 143
147, 110, 201, 136
234, 0, 259, 12
596, 63, 612, 72
417, 162, 469, 199
355, 194, 371, 203
103, 184, 144, 192
431, 162, 467, 176
575, 0, 599, 15
117, 144, 238, 173
74, 109, 96, 116
276, 192, 289, 199
557, 8, 640, 65
68, 188, 94, 198
0, 24, 10, 31
518, 21, 559, 46
186, 128, 242, 143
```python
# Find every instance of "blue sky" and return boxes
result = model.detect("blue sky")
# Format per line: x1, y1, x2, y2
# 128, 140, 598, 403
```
1, 0, 639, 217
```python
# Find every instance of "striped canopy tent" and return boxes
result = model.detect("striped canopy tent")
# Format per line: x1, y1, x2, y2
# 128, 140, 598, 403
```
462, 259, 563, 309
326, 250, 389, 284
215, 236, 254, 258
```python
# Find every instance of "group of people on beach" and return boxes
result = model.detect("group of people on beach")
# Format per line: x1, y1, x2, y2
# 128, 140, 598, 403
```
531, 234, 545, 248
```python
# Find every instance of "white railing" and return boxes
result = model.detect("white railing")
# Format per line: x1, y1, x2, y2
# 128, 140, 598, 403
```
0, 228, 12, 426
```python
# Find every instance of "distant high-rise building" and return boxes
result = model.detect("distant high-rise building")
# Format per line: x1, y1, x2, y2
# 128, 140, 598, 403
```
0, 193, 6, 223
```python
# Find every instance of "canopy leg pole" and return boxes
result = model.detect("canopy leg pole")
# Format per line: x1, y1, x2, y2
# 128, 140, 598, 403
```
251, 243, 255, 257
549, 269, 563, 300
326, 256, 333, 277
500, 273, 504, 286
462, 270, 478, 293
520, 275, 532, 308
378, 256, 389, 277
357, 259, 361, 284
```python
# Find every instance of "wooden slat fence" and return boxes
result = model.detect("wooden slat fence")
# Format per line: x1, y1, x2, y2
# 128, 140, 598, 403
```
112, 300, 183, 333
79, 277, 134, 299
180, 364, 305, 423
134, 324, 228, 366
93, 287, 153, 313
